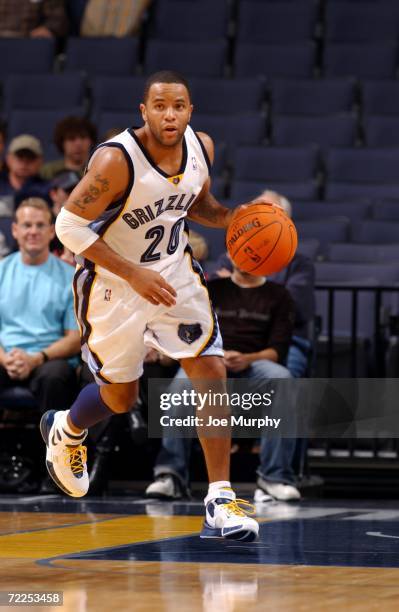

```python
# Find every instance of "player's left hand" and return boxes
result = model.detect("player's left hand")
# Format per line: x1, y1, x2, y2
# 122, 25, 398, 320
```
223, 350, 252, 372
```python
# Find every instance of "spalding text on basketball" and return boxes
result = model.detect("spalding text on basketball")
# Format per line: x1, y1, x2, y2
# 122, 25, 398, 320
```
226, 218, 261, 250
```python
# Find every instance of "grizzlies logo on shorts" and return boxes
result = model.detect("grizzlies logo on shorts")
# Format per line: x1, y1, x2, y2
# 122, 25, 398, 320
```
178, 323, 203, 345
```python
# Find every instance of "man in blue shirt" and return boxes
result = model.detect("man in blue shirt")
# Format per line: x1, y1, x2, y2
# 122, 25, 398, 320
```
0, 197, 80, 412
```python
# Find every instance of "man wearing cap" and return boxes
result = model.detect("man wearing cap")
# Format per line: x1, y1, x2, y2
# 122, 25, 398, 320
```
0, 135, 49, 216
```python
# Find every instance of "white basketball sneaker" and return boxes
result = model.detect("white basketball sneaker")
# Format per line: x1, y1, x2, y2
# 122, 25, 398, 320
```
40, 410, 89, 498
200, 487, 259, 542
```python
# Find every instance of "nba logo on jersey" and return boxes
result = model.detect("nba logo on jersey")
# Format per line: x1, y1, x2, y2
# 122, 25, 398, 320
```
192, 156, 198, 171
104, 289, 112, 301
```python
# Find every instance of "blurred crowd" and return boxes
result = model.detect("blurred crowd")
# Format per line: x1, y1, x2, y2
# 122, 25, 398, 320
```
0, 0, 152, 40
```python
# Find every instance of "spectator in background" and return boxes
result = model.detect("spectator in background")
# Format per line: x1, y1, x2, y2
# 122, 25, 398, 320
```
0, 0, 68, 38
0, 121, 6, 173
189, 230, 208, 262
146, 261, 298, 501
80, 0, 152, 37
65, 0, 87, 36
0, 197, 80, 415
49, 170, 80, 217
41, 117, 97, 181
48, 170, 80, 265
0, 135, 49, 216
213, 190, 315, 378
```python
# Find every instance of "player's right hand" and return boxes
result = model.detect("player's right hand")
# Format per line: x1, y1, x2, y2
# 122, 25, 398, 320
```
128, 267, 177, 306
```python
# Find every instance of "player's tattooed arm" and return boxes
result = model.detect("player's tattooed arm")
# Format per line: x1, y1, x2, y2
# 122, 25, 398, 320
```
187, 188, 232, 229
65, 148, 129, 220
70, 174, 110, 213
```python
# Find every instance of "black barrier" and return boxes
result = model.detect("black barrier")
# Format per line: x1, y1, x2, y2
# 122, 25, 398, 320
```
315, 284, 399, 378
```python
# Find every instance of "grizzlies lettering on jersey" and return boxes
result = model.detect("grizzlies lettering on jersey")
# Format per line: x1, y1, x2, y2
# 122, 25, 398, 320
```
81, 125, 210, 277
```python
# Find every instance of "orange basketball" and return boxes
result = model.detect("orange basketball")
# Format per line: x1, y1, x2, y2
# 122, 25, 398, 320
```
226, 202, 298, 276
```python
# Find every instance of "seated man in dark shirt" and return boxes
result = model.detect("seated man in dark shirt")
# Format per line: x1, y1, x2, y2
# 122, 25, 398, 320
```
146, 260, 300, 502
213, 190, 315, 378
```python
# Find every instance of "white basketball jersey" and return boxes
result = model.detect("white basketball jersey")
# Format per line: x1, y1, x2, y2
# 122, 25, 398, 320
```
82, 125, 210, 277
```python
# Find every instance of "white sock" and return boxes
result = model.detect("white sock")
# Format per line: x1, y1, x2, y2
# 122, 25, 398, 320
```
59, 410, 85, 438
208, 480, 232, 495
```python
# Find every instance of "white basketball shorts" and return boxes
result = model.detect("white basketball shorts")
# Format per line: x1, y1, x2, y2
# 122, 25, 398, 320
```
72, 251, 223, 384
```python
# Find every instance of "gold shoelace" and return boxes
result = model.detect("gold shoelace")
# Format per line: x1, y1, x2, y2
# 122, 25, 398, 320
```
64, 445, 87, 475
222, 498, 256, 517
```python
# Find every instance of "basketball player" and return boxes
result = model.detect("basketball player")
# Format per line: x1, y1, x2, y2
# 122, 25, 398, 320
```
40, 71, 259, 542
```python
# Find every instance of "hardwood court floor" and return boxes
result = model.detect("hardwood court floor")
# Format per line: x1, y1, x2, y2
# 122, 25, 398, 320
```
1, 496, 399, 611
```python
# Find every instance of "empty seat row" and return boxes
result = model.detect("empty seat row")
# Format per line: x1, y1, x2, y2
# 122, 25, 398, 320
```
3, 38, 399, 79
150, 1, 399, 45
8, 75, 399, 121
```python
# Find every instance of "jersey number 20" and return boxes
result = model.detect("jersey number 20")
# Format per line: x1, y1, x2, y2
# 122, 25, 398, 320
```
140, 219, 185, 263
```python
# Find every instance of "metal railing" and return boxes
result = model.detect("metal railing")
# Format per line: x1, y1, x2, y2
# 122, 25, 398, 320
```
315, 284, 399, 377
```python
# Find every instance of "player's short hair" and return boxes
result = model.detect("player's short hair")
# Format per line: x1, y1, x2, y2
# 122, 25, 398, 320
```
143, 70, 192, 103
14, 197, 54, 224
54, 116, 97, 153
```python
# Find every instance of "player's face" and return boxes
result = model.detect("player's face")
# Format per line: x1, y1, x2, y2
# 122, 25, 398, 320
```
141, 83, 193, 147
12, 207, 54, 259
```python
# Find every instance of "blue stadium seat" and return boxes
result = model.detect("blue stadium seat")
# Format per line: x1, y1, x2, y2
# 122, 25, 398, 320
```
351, 220, 399, 244
372, 200, 399, 221
8, 109, 85, 159
328, 243, 399, 263
144, 40, 227, 77
234, 145, 318, 181
150, 0, 229, 40
325, 3, 398, 42
97, 112, 143, 139
316, 261, 399, 306
189, 78, 265, 115
91, 76, 146, 121
294, 201, 370, 224
232, 146, 319, 200
190, 113, 265, 160
362, 80, 399, 115
314, 262, 399, 340
3, 74, 86, 116
209, 177, 226, 199
0, 39, 54, 79
187, 222, 227, 262
211, 143, 227, 176
65, 37, 139, 76
272, 114, 357, 150
235, 43, 316, 78
364, 116, 399, 147
324, 43, 397, 79
296, 219, 351, 251
237, 2, 316, 43
325, 148, 399, 202
230, 179, 318, 202
297, 238, 321, 260
272, 79, 356, 115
